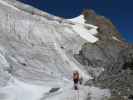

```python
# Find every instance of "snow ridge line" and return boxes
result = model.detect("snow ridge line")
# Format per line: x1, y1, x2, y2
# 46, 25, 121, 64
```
0, 0, 20, 11
1, 0, 98, 30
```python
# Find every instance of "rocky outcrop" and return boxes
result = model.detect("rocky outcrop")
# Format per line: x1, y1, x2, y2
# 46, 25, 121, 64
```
75, 9, 133, 99
83, 10, 125, 41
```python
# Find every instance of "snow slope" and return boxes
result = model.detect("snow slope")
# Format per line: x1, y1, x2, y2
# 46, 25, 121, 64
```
0, 0, 20, 11
72, 24, 98, 43
0, 78, 50, 100
0, 0, 110, 100
0, 78, 110, 100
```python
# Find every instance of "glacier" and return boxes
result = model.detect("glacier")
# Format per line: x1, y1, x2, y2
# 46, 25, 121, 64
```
0, 0, 111, 100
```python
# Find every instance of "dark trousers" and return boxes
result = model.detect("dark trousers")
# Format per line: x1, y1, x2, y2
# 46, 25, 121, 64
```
73, 79, 78, 90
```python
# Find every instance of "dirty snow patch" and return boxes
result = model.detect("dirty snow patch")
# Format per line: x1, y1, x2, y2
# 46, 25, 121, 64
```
89, 86, 111, 100
112, 36, 121, 42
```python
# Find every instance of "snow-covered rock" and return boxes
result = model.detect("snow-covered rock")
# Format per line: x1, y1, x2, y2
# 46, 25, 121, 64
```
76, 9, 133, 98
0, 0, 111, 100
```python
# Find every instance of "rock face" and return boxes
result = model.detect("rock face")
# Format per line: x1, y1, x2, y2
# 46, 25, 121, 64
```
75, 10, 133, 98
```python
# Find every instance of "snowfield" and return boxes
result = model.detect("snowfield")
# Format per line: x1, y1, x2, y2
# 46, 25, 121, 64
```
0, 0, 111, 100
0, 78, 110, 100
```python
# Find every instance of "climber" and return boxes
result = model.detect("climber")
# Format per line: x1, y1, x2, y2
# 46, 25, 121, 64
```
73, 70, 80, 90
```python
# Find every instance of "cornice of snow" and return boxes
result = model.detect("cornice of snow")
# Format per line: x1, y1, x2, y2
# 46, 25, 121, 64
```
68, 15, 98, 29
69, 15, 85, 24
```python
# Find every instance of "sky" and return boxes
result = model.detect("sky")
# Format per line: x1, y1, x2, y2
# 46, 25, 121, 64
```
19, 0, 133, 43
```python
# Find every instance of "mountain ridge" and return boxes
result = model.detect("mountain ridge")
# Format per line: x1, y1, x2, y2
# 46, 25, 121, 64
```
75, 9, 133, 99
0, 0, 132, 100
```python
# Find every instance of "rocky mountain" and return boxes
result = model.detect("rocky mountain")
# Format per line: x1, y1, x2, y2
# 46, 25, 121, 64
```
75, 10, 133, 99
0, 0, 111, 100
0, 0, 132, 100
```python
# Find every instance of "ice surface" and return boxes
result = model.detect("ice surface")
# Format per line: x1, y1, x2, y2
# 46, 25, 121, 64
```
72, 24, 98, 43
0, 0, 110, 100
68, 15, 85, 24
0, 78, 50, 100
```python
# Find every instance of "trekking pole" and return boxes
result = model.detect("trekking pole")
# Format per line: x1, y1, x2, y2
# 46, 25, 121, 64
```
78, 89, 79, 100
74, 88, 77, 100
74, 91, 77, 100
75, 85, 79, 100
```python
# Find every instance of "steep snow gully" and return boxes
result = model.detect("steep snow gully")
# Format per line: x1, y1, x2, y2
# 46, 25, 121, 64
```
0, 0, 111, 100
